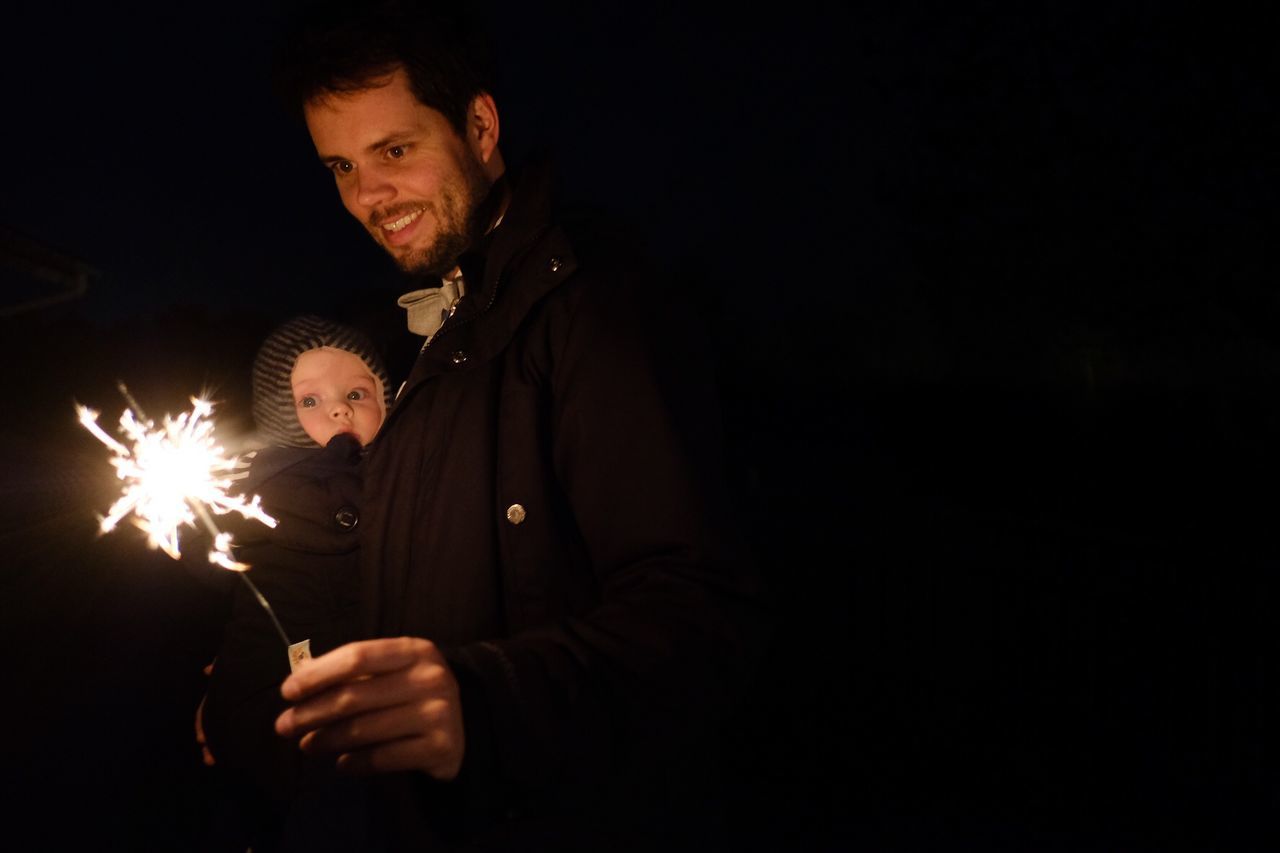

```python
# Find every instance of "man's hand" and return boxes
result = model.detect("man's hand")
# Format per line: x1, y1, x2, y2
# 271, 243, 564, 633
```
275, 637, 465, 780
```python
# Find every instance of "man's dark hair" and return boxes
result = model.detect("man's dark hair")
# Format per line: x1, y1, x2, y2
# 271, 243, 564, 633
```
272, 0, 495, 134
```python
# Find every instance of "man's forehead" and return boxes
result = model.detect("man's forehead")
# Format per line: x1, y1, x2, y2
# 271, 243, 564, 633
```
305, 69, 422, 124
304, 80, 452, 155
304, 80, 393, 113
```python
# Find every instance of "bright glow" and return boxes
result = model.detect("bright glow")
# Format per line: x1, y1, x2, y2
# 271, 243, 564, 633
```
77, 396, 277, 571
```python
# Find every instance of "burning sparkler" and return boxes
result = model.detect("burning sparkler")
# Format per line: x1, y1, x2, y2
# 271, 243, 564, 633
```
77, 387, 305, 664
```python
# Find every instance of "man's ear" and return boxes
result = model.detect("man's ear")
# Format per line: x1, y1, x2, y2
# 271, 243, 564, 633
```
467, 92, 501, 167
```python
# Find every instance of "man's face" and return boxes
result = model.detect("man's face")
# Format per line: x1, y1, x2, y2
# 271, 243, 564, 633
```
291, 347, 385, 447
304, 68, 492, 277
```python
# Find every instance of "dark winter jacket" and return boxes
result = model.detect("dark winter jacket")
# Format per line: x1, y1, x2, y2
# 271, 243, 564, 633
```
356, 158, 765, 849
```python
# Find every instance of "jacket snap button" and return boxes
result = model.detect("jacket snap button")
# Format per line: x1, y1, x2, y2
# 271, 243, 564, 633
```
505, 504, 527, 525
548, 256, 563, 273
334, 507, 359, 530
450, 350, 468, 365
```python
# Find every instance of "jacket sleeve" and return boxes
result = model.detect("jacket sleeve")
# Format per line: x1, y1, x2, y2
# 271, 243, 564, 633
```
443, 262, 768, 812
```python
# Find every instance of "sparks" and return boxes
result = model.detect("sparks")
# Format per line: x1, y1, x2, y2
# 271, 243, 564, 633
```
77, 396, 277, 571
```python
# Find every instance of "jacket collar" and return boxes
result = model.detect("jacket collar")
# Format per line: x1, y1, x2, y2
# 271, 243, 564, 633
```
383, 155, 580, 420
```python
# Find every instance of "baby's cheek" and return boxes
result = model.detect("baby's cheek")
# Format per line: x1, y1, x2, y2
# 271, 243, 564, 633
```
297, 410, 329, 444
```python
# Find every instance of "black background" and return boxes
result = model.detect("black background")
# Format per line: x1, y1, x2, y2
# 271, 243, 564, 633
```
2, 2, 1278, 850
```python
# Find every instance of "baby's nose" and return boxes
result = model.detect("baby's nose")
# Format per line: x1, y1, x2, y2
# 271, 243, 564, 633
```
330, 402, 352, 419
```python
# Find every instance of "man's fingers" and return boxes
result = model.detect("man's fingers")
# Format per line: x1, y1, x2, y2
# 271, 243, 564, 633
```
335, 732, 463, 780
335, 735, 437, 776
296, 699, 453, 754
281, 637, 439, 701
273, 635, 466, 780
276, 659, 452, 737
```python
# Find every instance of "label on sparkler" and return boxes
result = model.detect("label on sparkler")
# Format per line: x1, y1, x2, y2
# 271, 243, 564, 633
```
288, 639, 312, 672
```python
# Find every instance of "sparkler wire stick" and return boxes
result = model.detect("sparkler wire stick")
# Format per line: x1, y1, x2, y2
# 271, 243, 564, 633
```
189, 501, 292, 649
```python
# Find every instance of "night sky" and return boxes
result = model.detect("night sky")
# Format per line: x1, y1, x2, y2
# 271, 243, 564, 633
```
2, 2, 1278, 850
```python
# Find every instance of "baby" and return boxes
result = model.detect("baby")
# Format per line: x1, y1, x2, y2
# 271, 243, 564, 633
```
199, 314, 391, 847
250, 314, 388, 450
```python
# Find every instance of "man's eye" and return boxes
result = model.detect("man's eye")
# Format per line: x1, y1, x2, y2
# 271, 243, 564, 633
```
299, 396, 317, 408
387, 145, 406, 159
333, 161, 354, 176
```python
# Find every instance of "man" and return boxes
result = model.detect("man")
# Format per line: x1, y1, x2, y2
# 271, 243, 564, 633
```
259, 2, 763, 847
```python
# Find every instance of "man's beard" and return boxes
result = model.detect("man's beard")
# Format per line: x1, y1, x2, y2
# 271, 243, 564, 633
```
369, 154, 492, 278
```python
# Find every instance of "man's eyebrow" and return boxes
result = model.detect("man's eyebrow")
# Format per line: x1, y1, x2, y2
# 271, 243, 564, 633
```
317, 131, 418, 164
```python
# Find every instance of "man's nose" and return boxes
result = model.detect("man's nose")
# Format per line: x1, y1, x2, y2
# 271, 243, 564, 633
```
355, 164, 395, 208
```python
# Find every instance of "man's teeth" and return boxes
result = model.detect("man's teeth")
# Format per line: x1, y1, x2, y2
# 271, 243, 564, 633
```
383, 209, 424, 233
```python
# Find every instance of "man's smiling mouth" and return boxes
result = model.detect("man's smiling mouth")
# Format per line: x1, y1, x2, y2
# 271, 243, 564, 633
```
381, 208, 425, 233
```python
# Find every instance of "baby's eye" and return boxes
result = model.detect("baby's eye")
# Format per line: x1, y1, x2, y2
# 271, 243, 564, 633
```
299, 396, 317, 408
347, 389, 366, 401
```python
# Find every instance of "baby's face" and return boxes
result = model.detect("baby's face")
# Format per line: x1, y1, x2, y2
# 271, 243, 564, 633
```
290, 347, 385, 447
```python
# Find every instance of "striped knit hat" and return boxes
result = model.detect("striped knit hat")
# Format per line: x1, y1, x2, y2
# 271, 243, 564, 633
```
252, 314, 392, 448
